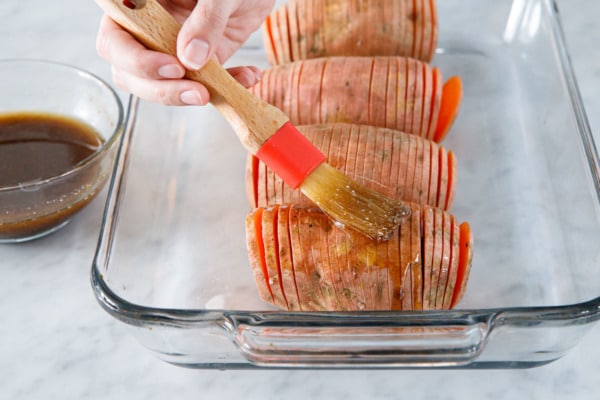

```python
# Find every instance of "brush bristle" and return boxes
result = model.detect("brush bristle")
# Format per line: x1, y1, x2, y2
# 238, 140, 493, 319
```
299, 163, 411, 240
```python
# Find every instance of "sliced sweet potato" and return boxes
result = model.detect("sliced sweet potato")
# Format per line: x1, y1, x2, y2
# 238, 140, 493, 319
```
247, 204, 472, 311
250, 56, 447, 138
247, 124, 456, 210
263, 0, 437, 64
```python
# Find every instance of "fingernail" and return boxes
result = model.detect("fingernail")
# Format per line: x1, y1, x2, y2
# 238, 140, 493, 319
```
158, 64, 184, 79
182, 39, 209, 70
180, 89, 204, 105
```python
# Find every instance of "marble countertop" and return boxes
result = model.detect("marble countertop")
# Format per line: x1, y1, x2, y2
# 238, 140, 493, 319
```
2, 1, 600, 399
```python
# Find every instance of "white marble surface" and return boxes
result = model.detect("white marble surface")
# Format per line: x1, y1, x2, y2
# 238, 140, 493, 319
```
1, 1, 600, 399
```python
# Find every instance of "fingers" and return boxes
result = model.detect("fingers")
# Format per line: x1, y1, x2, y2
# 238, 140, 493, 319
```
97, 15, 184, 80
110, 64, 261, 106
112, 67, 210, 106
228, 65, 263, 89
96, 11, 264, 106
176, 0, 239, 69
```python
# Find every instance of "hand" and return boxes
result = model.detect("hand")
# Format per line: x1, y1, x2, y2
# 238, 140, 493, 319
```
96, 0, 275, 106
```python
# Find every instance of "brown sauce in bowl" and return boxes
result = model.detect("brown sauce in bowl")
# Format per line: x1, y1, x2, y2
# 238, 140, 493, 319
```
0, 112, 106, 241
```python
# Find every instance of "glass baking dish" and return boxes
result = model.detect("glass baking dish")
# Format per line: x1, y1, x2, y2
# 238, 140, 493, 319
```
91, 0, 600, 369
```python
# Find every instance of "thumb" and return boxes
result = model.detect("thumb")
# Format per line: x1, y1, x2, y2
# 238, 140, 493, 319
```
176, 1, 236, 70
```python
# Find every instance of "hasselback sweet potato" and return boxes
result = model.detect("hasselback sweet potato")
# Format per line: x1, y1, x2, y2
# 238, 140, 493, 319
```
245, 123, 456, 210
249, 56, 462, 141
263, 0, 438, 65
245, 204, 473, 311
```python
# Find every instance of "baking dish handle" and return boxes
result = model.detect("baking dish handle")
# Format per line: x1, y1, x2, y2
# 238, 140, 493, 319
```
227, 313, 491, 367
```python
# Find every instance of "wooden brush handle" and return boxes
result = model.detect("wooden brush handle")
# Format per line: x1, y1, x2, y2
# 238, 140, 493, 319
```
95, 0, 288, 153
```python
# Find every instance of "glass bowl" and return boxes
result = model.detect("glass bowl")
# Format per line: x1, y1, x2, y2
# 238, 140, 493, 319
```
91, 0, 600, 369
0, 60, 124, 243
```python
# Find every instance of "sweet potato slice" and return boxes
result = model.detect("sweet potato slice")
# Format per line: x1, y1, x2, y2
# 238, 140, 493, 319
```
289, 205, 317, 310
421, 63, 432, 144
399, 204, 414, 310
385, 57, 399, 130
261, 206, 288, 309
323, 215, 351, 311
375, 238, 392, 310
286, 0, 300, 62
427, 67, 442, 140
277, 205, 301, 311
400, 57, 412, 134
417, 133, 430, 205
297, 58, 326, 125
428, 207, 443, 308
369, 57, 389, 127
426, 0, 438, 61
336, 225, 365, 310
451, 222, 474, 308
245, 208, 273, 303
386, 226, 402, 310
421, 206, 434, 309
442, 215, 460, 309
296, 0, 309, 61
404, 134, 418, 213
446, 150, 457, 211
321, 57, 373, 124
435, 210, 452, 309
412, 130, 424, 205
412, 0, 423, 66
436, 147, 448, 209
434, 76, 463, 142
417, 0, 427, 61
271, 8, 287, 66
410, 207, 423, 310
277, 7, 292, 64
305, 207, 340, 310
428, 142, 439, 207
261, 15, 278, 65
411, 59, 425, 136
